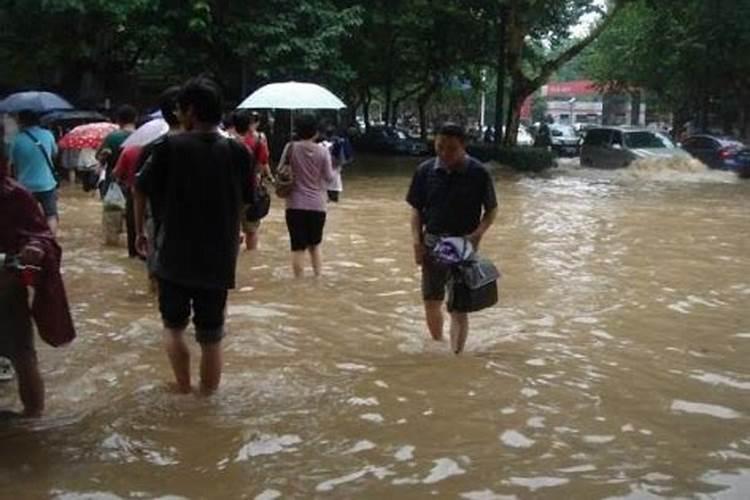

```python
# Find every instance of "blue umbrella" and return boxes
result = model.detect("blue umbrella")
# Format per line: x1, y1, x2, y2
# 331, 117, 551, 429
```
0, 91, 74, 114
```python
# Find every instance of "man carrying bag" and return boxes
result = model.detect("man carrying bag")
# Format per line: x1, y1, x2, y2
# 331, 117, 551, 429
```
406, 123, 498, 355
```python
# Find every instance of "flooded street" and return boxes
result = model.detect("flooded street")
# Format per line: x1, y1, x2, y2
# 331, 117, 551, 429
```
2, 156, 750, 499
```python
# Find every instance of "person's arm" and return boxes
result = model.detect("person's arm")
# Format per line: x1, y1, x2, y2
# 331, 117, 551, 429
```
133, 143, 165, 257
467, 207, 497, 249
467, 168, 498, 248
410, 208, 426, 266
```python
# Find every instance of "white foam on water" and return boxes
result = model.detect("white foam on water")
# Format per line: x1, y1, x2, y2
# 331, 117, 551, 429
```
394, 445, 415, 461
373, 258, 396, 264
315, 465, 393, 492
534, 331, 566, 339
460, 490, 517, 500
254, 490, 282, 500
422, 458, 466, 484
376, 290, 409, 297
234, 434, 302, 461
348, 397, 379, 406
500, 430, 535, 449
671, 400, 742, 420
621, 424, 635, 433
591, 329, 614, 340
735, 333, 750, 339
643, 472, 673, 482
227, 305, 288, 318
521, 388, 539, 398
618, 157, 737, 184
583, 435, 615, 444
700, 469, 750, 499
508, 476, 570, 491
525, 358, 546, 367
374, 380, 389, 388
572, 317, 599, 324
690, 372, 750, 390
334, 261, 364, 268
558, 464, 597, 473
500, 407, 516, 415
344, 440, 376, 454
526, 417, 546, 429
526, 316, 556, 327
336, 363, 375, 372
360, 413, 385, 424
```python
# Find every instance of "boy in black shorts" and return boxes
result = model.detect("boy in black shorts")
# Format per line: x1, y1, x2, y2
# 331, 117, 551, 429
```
135, 78, 254, 394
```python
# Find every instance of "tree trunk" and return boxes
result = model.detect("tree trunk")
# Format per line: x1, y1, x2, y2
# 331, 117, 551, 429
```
503, 87, 526, 147
494, 6, 508, 146
363, 87, 372, 132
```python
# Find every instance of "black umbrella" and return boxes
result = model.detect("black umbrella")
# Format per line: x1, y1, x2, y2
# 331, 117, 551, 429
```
0, 91, 74, 114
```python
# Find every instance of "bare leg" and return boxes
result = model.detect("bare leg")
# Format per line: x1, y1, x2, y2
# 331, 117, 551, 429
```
199, 341, 222, 395
449, 312, 469, 355
244, 230, 259, 251
424, 300, 444, 341
163, 328, 191, 393
291, 251, 305, 278
309, 245, 322, 277
47, 216, 59, 238
12, 352, 44, 417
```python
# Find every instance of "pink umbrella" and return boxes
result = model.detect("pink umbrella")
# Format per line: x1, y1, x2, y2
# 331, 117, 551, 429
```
58, 122, 118, 150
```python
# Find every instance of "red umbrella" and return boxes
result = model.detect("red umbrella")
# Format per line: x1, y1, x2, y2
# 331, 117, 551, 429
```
58, 122, 118, 150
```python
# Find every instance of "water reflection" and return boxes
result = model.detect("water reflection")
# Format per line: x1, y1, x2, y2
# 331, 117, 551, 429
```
1, 156, 749, 498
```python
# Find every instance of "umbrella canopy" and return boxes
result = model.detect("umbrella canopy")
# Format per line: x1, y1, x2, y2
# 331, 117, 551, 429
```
58, 122, 118, 150
0, 91, 74, 114
237, 82, 346, 110
121, 118, 169, 148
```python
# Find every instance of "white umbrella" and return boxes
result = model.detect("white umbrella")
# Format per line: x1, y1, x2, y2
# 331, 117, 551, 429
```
237, 81, 346, 110
122, 118, 169, 148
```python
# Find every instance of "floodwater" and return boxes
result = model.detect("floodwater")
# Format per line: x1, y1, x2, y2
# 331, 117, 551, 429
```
1, 155, 750, 499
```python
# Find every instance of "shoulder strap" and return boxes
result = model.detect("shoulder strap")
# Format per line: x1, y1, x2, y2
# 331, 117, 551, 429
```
22, 130, 56, 177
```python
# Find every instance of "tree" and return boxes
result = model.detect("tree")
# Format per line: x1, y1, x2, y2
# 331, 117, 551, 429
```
501, 0, 630, 146
586, 0, 750, 137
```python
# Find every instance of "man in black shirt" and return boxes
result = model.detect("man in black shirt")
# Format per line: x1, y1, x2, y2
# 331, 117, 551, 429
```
406, 123, 498, 354
134, 77, 254, 394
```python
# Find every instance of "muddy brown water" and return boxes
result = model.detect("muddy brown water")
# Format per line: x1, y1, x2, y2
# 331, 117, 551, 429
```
1, 156, 749, 499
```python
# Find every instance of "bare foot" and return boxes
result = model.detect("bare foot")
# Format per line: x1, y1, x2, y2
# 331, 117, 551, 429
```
166, 382, 192, 395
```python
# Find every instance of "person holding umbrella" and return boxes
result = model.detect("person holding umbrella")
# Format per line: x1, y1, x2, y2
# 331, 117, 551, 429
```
9, 110, 60, 236
279, 114, 335, 278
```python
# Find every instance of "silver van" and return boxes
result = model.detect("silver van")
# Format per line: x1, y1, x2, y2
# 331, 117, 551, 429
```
580, 126, 689, 168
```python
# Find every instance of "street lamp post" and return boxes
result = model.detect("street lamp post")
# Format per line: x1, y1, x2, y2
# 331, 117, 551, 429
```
568, 97, 577, 125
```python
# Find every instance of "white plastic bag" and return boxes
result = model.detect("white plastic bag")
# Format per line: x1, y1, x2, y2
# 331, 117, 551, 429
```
103, 182, 127, 210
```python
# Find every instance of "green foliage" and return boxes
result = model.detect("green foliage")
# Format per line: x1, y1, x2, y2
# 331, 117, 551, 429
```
585, 0, 750, 134
467, 145, 555, 172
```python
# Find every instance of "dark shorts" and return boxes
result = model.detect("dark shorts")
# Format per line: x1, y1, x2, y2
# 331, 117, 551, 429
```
327, 191, 340, 203
285, 209, 326, 251
422, 255, 451, 301
33, 189, 58, 218
0, 277, 34, 360
158, 279, 228, 344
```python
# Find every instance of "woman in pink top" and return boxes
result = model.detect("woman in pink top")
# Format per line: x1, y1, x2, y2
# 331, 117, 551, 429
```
279, 114, 334, 277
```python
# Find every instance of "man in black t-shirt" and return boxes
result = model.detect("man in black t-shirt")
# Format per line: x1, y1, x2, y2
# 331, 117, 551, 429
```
406, 123, 498, 354
134, 77, 254, 395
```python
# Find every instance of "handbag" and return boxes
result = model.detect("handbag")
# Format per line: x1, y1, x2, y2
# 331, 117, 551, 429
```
274, 142, 295, 198
447, 256, 501, 313
102, 181, 127, 210
246, 177, 271, 221
22, 130, 59, 188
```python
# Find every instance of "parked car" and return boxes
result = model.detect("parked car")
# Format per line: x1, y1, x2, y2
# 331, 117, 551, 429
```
352, 125, 429, 156
681, 134, 750, 177
40, 110, 110, 140
549, 124, 580, 157
580, 126, 690, 169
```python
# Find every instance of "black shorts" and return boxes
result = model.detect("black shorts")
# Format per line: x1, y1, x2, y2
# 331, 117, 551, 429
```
33, 189, 58, 218
285, 209, 326, 251
158, 279, 228, 344
422, 255, 451, 301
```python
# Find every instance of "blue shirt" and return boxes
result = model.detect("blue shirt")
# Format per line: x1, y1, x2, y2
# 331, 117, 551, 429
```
11, 126, 58, 193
